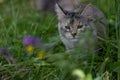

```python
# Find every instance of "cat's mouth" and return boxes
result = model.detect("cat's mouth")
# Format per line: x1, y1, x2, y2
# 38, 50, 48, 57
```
65, 35, 79, 41
70, 38, 79, 42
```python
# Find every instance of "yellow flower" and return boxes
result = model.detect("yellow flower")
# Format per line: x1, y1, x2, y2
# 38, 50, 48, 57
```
26, 45, 34, 53
36, 51, 45, 59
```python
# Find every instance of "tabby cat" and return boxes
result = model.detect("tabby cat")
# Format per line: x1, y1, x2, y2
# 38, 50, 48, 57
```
55, 0, 107, 52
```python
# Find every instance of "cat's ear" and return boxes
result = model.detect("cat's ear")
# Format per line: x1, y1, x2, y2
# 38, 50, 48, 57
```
81, 3, 94, 20
55, 3, 67, 20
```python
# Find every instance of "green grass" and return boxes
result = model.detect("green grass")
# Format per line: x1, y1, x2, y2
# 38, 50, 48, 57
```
0, 0, 120, 80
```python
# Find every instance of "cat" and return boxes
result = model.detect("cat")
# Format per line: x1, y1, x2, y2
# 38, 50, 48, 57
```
55, 0, 107, 52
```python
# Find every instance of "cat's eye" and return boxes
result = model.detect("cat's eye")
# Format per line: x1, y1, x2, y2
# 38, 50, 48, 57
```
65, 26, 70, 29
77, 25, 83, 29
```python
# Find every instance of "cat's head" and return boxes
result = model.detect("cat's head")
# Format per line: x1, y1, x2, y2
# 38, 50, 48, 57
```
55, 3, 95, 40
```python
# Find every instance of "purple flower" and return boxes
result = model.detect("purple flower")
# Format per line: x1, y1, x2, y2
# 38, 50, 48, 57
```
0, 48, 8, 56
23, 36, 41, 46
0, 48, 15, 63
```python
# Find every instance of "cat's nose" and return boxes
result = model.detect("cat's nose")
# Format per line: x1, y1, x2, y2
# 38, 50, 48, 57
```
71, 33, 76, 37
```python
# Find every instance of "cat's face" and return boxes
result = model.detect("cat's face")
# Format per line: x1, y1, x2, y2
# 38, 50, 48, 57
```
56, 3, 94, 41
60, 17, 92, 41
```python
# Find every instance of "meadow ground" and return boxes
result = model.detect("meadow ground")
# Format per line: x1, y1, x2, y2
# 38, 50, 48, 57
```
0, 0, 120, 80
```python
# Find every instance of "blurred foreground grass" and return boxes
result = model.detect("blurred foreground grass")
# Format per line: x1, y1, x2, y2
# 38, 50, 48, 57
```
0, 0, 120, 80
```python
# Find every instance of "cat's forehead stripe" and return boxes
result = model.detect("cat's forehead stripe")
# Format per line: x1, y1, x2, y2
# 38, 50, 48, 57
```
70, 18, 74, 24
69, 18, 79, 26
74, 19, 79, 25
